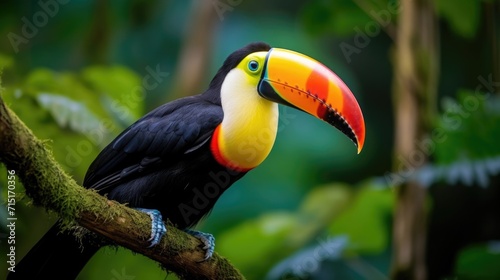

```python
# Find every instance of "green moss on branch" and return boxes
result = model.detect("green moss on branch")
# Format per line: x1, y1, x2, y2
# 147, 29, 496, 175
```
0, 94, 244, 280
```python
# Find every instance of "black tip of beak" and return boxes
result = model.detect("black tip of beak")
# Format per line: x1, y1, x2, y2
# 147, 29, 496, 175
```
323, 109, 359, 149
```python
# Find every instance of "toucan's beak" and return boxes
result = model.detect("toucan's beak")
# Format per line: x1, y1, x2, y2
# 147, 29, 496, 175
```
258, 48, 365, 153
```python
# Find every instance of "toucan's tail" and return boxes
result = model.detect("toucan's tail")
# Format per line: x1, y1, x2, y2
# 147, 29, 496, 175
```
7, 221, 101, 279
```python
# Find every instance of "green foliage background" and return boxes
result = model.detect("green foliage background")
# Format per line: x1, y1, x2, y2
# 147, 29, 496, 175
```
0, 0, 499, 279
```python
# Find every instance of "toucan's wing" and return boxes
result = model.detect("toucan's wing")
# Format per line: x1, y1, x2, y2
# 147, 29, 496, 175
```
83, 96, 222, 193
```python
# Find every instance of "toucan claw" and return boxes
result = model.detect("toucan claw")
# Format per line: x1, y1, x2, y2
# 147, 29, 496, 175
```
185, 229, 215, 261
135, 208, 167, 248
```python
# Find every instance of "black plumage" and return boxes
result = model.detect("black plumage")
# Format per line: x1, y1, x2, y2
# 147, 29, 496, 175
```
9, 42, 272, 279
85, 96, 241, 228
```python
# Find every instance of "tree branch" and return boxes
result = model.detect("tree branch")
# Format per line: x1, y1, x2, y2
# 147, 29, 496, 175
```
0, 94, 245, 280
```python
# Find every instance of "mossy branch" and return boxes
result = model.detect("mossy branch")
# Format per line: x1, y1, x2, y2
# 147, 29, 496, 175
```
0, 94, 245, 280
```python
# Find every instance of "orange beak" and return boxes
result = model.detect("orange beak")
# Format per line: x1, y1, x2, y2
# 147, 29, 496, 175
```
258, 48, 365, 153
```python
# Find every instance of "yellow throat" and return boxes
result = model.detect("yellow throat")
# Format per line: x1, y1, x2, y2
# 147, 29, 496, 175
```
211, 54, 279, 171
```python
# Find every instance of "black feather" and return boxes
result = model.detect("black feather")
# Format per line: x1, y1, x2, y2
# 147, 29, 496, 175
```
10, 42, 272, 279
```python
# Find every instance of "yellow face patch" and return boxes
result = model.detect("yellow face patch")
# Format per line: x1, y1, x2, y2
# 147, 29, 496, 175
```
212, 51, 279, 171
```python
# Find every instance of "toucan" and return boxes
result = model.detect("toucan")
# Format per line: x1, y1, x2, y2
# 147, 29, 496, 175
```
9, 42, 365, 279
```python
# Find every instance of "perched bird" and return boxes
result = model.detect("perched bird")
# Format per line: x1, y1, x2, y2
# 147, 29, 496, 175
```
9, 42, 365, 279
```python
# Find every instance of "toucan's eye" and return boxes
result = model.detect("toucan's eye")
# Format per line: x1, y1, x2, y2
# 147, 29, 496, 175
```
248, 60, 259, 72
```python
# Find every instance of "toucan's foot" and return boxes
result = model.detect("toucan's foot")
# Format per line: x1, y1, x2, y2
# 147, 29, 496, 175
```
135, 208, 167, 247
185, 229, 215, 261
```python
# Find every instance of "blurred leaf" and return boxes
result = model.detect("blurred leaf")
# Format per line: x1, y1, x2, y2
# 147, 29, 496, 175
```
434, 0, 481, 38
290, 184, 353, 245
217, 212, 298, 279
266, 235, 349, 280
81, 247, 176, 280
1, 65, 145, 181
301, 0, 401, 37
386, 91, 500, 188
217, 181, 391, 278
24, 66, 144, 124
299, 184, 352, 215
2, 88, 94, 179
435, 90, 500, 164
328, 182, 394, 254
382, 156, 500, 188
454, 242, 500, 279
37, 93, 103, 137
301, 1, 334, 36
301, 0, 372, 36
0, 53, 13, 70
217, 184, 355, 279
81, 65, 143, 123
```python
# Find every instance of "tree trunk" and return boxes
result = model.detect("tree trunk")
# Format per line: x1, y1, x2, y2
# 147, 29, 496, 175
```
168, 1, 220, 100
391, 0, 439, 279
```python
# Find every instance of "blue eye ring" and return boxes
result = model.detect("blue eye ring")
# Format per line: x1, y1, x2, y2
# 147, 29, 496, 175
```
248, 60, 259, 72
